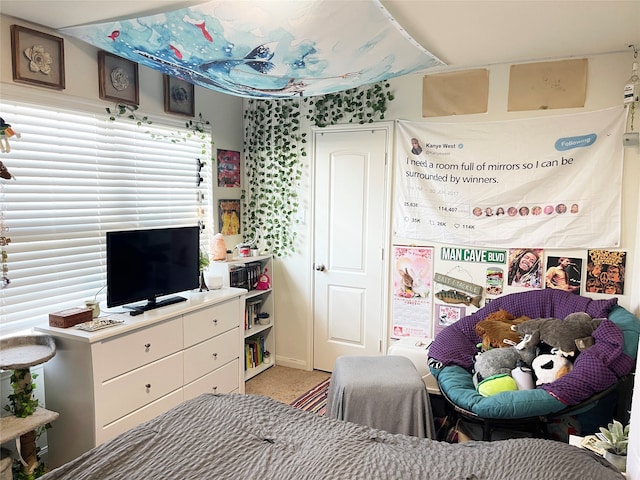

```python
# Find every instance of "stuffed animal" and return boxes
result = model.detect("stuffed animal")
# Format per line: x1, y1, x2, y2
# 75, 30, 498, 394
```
475, 309, 530, 351
472, 345, 537, 396
512, 312, 602, 358
255, 268, 271, 290
0, 160, 14, 180
0, 118, 21, 154
532, 353, 573, 385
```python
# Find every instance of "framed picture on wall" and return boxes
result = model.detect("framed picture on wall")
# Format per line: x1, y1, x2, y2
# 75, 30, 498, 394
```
218, 199, 241, 236
98, 51, 139, 105
10, 24, 65, 90
217, 149, 241, 187
164, 75, 195, 117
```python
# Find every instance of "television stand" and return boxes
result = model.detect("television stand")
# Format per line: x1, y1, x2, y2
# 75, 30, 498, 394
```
125, 296, 187, 316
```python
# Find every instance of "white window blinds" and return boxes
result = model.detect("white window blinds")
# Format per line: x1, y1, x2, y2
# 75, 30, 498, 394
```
0, 98, 212, 336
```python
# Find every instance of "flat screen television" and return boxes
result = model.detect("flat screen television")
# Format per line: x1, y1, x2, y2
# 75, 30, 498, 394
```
106, 226, 200, 315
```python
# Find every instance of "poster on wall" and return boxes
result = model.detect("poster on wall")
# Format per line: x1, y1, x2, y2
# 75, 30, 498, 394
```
217, 149, 241, 187
218, 199, 241, 235
434, 303, 466, 337
391, 245, 434, 339
586, 250, 626, 294
507, 248, 543, 289
394, 107, 625, 248
544, 256, 582, 294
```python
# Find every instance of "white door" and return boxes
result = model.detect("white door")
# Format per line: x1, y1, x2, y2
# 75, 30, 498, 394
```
313, 125, 391, 372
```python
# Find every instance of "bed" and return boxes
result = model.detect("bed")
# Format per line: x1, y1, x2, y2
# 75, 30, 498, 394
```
41, 393, 624, 480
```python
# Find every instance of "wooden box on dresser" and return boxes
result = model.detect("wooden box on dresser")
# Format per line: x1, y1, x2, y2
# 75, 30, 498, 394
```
208, 255, 275, 381
34, 288, 246, 468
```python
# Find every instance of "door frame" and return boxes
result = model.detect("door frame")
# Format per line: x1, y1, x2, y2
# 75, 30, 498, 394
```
307, 122, 394, 370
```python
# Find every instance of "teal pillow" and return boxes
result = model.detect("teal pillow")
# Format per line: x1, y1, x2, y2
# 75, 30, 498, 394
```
436, 365, 565, 419
607, 305, 640, 358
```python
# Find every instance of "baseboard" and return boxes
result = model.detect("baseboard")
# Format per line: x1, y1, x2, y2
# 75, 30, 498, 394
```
275, 356, 310, 370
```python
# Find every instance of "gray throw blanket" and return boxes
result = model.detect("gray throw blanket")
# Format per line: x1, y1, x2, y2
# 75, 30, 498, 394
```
42, 393, 623, 480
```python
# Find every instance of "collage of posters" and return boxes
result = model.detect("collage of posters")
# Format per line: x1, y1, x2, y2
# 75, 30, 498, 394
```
391, 244, 627, 339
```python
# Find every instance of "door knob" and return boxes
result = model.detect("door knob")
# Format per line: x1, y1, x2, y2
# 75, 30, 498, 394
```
315, 264, 326, 272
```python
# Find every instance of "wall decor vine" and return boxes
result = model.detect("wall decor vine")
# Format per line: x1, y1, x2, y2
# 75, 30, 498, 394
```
243, 99, 305, 257
105, 103, 152, 126
106, 105, 212, 156
305, 82, 393, 128
242, 81, 393, 257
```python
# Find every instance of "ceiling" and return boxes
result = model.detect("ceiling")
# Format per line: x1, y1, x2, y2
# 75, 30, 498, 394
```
1, 0, 639, 71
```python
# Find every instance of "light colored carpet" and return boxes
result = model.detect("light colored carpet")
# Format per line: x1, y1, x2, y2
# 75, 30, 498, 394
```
244, 365, 331, 404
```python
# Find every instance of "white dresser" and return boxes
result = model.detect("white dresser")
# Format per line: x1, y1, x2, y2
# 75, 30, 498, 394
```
35, 288, 245, 468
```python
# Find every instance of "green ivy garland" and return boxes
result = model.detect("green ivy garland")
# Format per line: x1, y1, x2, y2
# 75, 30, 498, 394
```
242, 100, 305, 256
306, 82, 393, 127
105, 103, 152, 126
106, 105, 212, 156
5, 368, 39, 418
242, 81, 393, 257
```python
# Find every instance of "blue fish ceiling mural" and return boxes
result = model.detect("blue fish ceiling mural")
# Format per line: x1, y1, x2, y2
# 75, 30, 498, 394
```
61, 0, 444, 98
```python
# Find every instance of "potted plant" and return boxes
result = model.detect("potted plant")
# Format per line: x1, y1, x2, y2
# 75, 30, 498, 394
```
595, 419, 629, 472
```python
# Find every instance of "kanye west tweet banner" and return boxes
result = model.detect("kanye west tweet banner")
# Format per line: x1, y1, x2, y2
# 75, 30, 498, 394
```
394, 107, 625, 248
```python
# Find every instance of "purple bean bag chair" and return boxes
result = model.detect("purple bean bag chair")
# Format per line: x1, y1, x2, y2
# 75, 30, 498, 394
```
428, 289, 639, 419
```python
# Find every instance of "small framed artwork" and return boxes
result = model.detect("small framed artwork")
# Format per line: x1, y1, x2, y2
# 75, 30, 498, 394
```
11, 24, 65, 90
218, 199, 241, 236
217, 149, 241, 187
98, 51, 139, 105
164, 75, 195, 117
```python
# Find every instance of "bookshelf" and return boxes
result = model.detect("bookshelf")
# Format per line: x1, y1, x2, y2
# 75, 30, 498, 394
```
209, 255, 275, 382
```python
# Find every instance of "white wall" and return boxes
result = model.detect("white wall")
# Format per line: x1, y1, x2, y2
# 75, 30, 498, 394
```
273, 52, 640, 371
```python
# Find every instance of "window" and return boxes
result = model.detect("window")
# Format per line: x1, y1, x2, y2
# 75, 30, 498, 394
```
0, 95, 211, 336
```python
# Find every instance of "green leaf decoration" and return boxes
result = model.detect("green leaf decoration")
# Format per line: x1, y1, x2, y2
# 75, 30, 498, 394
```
242, 81, 392, 257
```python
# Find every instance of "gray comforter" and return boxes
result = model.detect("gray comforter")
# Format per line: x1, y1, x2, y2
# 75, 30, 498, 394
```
42, 393, 623, 480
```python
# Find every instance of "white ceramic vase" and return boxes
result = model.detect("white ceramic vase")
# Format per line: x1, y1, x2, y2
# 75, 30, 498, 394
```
604, 451, 627, 473
204, 269, 223, 290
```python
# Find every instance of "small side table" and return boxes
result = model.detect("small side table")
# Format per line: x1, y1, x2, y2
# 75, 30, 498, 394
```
569, 434, 629, 478
326, 355, 434, 438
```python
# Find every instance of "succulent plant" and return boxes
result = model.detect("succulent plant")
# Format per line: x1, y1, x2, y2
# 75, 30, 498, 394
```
596, 419, 629, 456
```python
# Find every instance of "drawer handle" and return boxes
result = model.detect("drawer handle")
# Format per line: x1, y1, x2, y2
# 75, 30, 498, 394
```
212, 319, 218, 326
144, 343, 151, 351
212, 352, 218, 359
145, 383, 151, 389
212, 386, 218, 393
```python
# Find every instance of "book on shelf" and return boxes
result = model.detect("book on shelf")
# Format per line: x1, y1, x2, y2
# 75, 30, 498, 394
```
245, 261, 262, 291
244, 336, 266, 370
245, 300, 262, 330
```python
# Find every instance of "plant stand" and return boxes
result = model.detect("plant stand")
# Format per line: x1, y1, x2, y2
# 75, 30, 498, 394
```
0, 335, 57, 479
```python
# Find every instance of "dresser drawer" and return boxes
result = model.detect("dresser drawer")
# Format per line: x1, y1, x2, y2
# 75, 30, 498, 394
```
183, 359, 239, 400
184, 327, 239, 384
183, 299, 240, 347
93, 318, 183, 382
97, 388, 183, 445
96, 352, 183, 427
